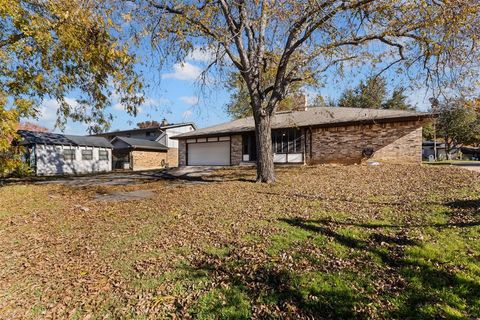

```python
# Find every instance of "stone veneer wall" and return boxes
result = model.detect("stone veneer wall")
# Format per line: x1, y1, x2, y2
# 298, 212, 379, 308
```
167, 148, 178, 167
131, 150, 167, 170
178, 139, 187, 166
230, 135, 243, 165
306, 120, 424, 164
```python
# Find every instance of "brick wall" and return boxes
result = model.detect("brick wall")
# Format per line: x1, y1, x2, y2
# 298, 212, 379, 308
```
230, 135, 242, 165
167, 148, 178, 167
131, 150, 167, 170
306, 120, 424, 165
178, 139, 187, 166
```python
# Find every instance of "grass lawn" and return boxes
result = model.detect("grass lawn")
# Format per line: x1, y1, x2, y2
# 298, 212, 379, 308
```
0, 164, 479, 319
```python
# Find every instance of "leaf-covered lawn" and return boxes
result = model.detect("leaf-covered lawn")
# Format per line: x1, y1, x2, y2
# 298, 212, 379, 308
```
0, 164, 479, 319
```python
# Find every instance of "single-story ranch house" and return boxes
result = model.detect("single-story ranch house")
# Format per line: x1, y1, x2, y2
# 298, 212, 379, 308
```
172, 107, 432, 166
17, 131, 113, 175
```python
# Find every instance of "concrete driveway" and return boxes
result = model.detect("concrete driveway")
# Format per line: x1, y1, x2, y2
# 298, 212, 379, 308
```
451, 162, 480, 173
2, 166, 225, 188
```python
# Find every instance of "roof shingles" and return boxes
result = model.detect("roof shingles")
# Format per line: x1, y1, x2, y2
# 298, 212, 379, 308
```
17, 131, 113, 148
172, 107, 431, 139
112, 136, 168, 151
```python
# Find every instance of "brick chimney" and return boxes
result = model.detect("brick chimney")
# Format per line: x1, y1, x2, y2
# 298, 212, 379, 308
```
292, 94, 307, 112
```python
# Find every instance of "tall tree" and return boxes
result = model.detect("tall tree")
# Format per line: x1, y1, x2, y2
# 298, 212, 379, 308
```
338, 77, 387, 109
338, 77, 414, 110
435, 99, 480, 157
382, 88, 415, 111
137, 120, 161, 128
17, 122, 49, 132
225, 72, 309, 119
139, 0, 480, 182
0, 0, 143, 174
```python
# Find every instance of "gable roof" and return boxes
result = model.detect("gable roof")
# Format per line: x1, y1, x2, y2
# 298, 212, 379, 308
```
92, 122, 196, 137
17, 130, 113, 148
112, 136, 168, 151
172, 107, 432, 139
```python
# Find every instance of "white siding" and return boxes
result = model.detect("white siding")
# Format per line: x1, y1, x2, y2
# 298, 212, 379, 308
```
34, 144, 112, 175
164, 125, 195, 148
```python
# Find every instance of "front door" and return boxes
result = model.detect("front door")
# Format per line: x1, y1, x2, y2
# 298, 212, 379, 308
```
242, 133, 257, 162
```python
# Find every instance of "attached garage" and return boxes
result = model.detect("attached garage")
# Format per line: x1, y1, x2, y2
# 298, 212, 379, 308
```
186, 137, 231, 166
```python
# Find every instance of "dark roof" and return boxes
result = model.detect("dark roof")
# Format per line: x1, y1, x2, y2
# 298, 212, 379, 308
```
92, 122, 196, 137
172, 107, 432, 139
461, 146, 480, 154
112, 136, 168, 151
17, 130, 113, 148
422, 141, 446, 148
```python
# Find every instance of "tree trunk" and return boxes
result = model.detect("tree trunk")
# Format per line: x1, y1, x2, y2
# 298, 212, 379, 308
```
253, 111, 275, 183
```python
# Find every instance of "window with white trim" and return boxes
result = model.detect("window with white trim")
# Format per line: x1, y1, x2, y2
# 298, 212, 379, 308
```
81, 149, 93, 160
99, 150, 109, 160
63, 149, 76, 160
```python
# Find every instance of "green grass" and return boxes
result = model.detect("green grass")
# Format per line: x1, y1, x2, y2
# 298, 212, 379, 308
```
192, 286, 252, 319
0, 164, 479, 318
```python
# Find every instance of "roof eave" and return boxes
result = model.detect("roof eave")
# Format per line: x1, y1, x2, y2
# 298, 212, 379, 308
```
131, 146, 168, 152
172, 114, 433, 140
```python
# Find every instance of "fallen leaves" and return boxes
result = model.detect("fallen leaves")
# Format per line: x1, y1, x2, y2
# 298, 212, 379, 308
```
0, 164, 479, 318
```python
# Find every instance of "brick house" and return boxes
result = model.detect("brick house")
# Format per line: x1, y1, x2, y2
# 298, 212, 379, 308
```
172, 107, 432, 166
94, 122, 196, 169
110, 137, 169, 170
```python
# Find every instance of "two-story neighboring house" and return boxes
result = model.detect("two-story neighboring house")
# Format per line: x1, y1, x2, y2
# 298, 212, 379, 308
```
93, 121, 196, 170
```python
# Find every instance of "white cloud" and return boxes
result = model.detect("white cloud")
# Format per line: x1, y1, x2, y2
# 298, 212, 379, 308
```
182, 109, 193, 120
187, 47, 215, 63
303, 89, 320, 106
33, 98, 79, 130
407, 88, 430, 111
179, 96, 199, 105
162, 62, 202, 81
112, 97, 171, 114
112, 102, 125, 111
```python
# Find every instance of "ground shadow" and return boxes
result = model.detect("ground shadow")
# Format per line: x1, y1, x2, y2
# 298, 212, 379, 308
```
280, 217, 480, 318
445, 198, 480, 211
180, 208, 480, 318
314, 218, 480, 229
1, 167, 257, 188
187, 252, 364, 319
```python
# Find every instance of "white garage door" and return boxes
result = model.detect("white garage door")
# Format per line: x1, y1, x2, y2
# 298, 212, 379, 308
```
187, 141, 230, 166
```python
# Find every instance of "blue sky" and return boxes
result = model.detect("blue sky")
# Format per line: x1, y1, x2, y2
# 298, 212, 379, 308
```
33, 46, 431, 135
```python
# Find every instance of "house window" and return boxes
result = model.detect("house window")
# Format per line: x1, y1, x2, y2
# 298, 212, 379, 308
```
63, 149, 76, 160
99, 150, 109, 160
146, 131, 152, 137
272, 128, 302, 154
82, 149, 93, 160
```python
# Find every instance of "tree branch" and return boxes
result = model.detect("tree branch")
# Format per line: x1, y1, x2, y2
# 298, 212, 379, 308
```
0, 33, 25, 48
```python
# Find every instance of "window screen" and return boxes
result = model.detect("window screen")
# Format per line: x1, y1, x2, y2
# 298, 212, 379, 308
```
99, 150, 109, 160
81, 150, 93, 160
63, 149, 76, 160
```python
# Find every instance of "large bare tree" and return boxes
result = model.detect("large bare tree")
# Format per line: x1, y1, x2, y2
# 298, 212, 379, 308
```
138, 0, 480, 182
